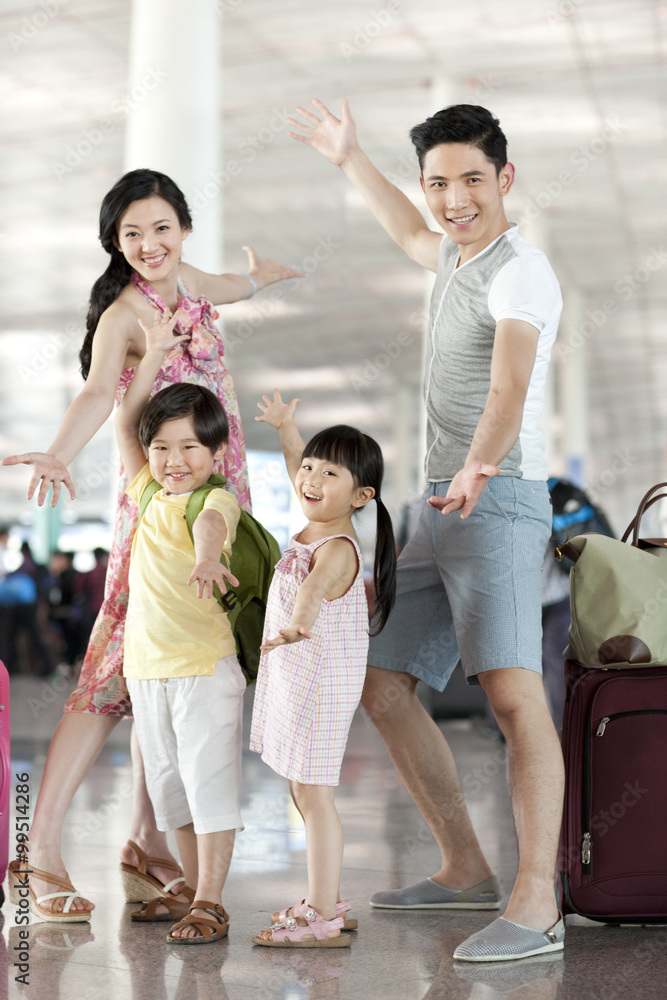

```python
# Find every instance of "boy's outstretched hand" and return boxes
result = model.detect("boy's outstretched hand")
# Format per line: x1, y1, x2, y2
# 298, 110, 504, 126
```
188, 560, 239, 601
255, 389, 300, 430
261, 625, 312, 653
287, 99, 359, 167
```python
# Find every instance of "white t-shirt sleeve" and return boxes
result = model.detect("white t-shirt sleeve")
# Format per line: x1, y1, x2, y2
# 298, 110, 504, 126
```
487, 254, 561, 333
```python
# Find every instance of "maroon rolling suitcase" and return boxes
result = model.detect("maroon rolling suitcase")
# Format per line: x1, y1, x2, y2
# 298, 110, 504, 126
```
0, 660, 9, 908
559, 657, 667, 923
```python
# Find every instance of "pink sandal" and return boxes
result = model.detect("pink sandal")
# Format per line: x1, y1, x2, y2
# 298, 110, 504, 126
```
253, 906, 350, 948
272, 897, 357, 931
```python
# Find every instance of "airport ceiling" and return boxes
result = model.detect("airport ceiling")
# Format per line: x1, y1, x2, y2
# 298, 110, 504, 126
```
1, 0, 666, 531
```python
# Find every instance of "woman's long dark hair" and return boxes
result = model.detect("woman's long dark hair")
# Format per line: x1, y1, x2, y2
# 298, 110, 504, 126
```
302, 425, 397, 636
80, 169, 192, 379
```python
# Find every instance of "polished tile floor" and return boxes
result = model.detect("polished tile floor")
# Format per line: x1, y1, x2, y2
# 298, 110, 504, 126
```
4, 676, 667, 999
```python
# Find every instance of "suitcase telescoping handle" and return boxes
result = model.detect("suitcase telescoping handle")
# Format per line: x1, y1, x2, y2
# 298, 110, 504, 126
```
621, 481, 667, 547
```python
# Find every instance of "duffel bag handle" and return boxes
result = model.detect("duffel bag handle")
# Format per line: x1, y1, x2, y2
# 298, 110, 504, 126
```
621, 481, 667, 546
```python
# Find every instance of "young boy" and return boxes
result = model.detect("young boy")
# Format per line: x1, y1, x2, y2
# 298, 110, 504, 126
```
115, 307, 245, 945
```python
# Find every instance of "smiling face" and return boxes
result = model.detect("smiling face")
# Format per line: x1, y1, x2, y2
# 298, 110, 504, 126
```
116, 195, 190, 282
147, 415, 225, 495
295, 456, 374, 526
420, 143, 514, 262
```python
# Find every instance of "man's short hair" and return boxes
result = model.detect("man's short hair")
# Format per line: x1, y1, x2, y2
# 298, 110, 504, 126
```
410, 104, 508, 175
139, 383, 229, 454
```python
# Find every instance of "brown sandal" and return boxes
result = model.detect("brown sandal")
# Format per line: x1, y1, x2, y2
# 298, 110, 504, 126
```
131, 885, 195, 922
8, 860, 92, 923
167, 900, 230, 945
119, 840, 186, 903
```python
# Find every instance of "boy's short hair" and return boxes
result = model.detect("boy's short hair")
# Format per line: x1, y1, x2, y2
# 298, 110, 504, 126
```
410, 104, 508, 175
139, 384, 229, 453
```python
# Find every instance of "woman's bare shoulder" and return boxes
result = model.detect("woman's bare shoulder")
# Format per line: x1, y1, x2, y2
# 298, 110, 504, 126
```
178, 261, 202, 297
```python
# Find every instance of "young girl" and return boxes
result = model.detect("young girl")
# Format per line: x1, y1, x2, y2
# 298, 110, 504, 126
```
3, 169, 300, 921
250, 390, 397, 948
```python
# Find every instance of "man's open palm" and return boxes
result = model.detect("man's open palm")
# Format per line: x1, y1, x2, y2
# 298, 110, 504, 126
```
288, 99, 358, 166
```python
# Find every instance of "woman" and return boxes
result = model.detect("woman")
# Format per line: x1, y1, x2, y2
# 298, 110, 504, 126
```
4, 168, 301, 920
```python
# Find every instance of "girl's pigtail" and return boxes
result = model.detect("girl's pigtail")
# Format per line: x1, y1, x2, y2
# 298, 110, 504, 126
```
80, 249, 133, 379
370, 497, 397, 637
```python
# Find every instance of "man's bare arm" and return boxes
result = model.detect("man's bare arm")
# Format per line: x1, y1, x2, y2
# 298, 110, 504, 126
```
289, 99, 442, 272
429, 318, 541, 518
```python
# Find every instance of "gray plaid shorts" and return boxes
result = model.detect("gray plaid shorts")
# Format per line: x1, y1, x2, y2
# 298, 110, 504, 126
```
368, 477, 552, 690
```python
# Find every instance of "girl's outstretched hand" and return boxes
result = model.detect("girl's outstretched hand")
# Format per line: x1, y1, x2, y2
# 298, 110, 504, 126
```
137, 308, 191, 352
2, 453, 75, 507
287, 98, 359, 167
261, 625, 312, 653
242, 246, 305, 290
255, 389, 300, 430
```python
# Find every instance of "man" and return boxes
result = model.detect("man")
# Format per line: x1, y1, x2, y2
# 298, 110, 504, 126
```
289, 100, 565, 961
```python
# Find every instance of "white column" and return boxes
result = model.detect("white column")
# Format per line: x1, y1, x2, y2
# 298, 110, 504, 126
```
124, 0, 222, 272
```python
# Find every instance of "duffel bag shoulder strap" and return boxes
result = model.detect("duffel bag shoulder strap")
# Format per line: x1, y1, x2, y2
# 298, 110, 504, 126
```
621, 481, 667, 546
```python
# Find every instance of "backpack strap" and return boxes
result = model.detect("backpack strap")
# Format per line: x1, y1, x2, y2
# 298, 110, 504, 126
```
183, 473, 228, 542
137, 472, 229, 550
137, 477, 163, 523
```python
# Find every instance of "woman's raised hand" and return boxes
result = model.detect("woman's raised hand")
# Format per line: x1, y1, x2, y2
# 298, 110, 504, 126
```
255, 389, 300, 430
1, 452, 75, 507
241, 246, 305, 290
287, 99, 359, 167
137, 308, 191, 352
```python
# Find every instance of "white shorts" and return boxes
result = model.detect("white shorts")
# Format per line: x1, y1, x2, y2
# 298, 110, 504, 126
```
127, 655, 246, 834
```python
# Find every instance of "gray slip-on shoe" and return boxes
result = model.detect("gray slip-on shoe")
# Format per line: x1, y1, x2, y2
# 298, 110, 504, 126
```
455, 951, 564, 985
453, 912, 565, 962
369, 875, 501, 910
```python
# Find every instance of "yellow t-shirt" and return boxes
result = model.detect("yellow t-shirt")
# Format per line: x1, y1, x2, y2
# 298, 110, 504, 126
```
124, 465, 240, 680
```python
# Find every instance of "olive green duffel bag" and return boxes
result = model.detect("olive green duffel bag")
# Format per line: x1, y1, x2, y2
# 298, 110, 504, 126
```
557, 482, 667, 668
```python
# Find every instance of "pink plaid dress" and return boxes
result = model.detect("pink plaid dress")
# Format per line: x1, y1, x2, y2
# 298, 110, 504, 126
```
250, 534, 369, 785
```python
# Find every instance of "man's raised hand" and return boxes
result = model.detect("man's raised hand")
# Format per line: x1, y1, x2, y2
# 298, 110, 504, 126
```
287, 99, 358, 167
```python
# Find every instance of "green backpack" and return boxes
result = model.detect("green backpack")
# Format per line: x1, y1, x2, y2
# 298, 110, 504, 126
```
138, 473, 281, 683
